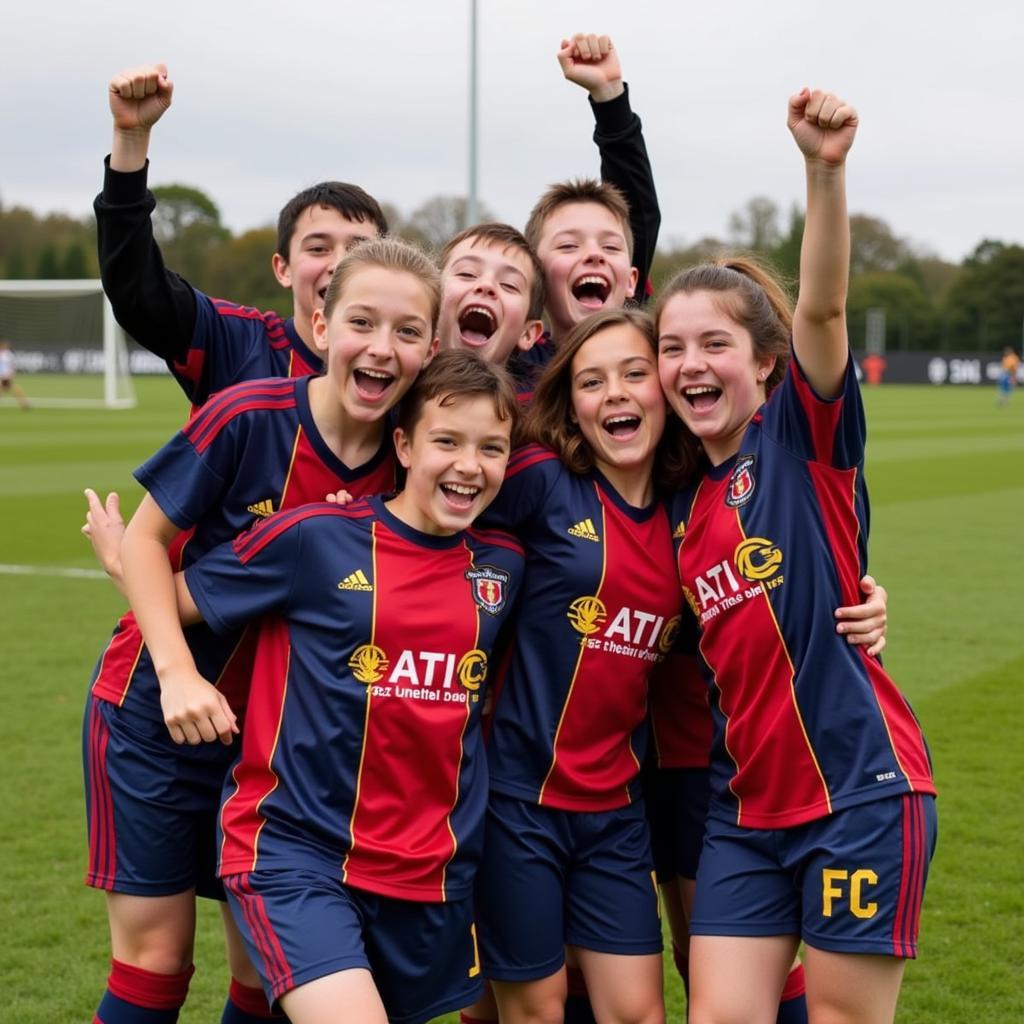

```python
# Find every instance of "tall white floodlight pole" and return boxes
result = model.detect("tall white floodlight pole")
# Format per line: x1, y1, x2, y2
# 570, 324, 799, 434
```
467, 0, 479, 227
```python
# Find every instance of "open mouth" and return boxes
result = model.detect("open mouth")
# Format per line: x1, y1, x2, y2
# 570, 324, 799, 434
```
458, 306, 497, 346
353, 367, 395, 399
603, 414, 641, 437
317, 286, 329, 303
571, 275, 611, 310
683, 385, 722, 412
440, 481, 481, 510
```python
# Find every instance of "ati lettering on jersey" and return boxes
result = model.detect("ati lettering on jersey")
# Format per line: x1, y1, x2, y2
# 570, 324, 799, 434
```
247, 498, 276, 518
821, 868, 879, 919
465, 565, 511, 615
348, 645, 488, 704
566, 596, 680, 664
683, 536, 785, 626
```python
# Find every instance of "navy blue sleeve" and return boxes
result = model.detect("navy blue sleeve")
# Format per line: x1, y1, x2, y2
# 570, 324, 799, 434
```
184, 516, 302, 635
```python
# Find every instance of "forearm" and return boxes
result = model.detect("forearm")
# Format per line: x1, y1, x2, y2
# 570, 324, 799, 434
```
110, 126, 151, 173
121, 525, 197, 680
799, 161, 850, 323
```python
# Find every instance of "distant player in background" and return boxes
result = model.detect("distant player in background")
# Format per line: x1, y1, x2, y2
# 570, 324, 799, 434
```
997, 346, 1020, 404
0, 339, 31, 409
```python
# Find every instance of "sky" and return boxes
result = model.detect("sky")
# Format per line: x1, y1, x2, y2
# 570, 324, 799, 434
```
1, 0, 1020, 264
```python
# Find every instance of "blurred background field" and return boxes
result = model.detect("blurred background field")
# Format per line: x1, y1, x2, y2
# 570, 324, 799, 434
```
1, 379, 1021, 1022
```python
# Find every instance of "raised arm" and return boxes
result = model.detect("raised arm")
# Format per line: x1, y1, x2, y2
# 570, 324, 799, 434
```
121, 494, 237, 745
790, 88, 857, 398
96, 63, 198, 366
558, 33, 661, 302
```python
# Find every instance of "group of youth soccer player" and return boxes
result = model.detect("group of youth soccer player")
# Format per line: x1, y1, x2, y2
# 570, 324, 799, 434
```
79, 33, 935, 1024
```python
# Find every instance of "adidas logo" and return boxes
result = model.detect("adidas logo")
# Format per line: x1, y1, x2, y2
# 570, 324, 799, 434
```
338, 569, 373, 592
567, 518, 600, 543
673, 521, 686, 539
247, 498, 275, 518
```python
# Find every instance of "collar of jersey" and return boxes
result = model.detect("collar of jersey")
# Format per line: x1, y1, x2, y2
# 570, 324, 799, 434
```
368, 495, 470, 549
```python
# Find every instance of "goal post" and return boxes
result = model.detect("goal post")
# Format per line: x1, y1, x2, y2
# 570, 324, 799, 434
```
0, 279, 137, 409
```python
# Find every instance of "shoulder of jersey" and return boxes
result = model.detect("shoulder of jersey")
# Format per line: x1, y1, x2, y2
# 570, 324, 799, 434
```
504, 443, 563, 481
465, 525, 525, 558
184, 377, 298, 445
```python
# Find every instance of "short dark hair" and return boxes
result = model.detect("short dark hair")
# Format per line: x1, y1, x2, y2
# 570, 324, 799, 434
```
397, 349, 519, 438
524, 178, 634, 260
440, 222, 546, 321
276, 182, 388, 258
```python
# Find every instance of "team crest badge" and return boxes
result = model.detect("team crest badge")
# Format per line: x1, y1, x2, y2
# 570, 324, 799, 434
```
466, 565, 511, 615
725, 455, 756, 508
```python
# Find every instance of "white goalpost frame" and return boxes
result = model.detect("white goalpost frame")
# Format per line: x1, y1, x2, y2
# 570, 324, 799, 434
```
0, 278, 136, 409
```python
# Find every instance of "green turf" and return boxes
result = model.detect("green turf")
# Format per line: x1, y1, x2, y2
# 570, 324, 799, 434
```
1, 379, 1021, 1021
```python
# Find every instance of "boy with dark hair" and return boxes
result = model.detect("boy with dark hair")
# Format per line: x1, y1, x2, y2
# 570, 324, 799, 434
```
97, 63, 387, 407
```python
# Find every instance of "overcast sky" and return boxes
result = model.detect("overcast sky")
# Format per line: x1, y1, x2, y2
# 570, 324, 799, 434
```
2, 0, 1020, 264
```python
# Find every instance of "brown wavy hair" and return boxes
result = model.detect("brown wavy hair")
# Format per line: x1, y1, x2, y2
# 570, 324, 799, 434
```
522, 308, 688, 493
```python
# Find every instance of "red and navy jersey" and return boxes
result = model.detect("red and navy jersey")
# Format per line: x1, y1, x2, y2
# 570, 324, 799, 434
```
648, 615, 712, 770
174, 293, 321, 408
89, 376, 396, 720
183, 498, 524, 902
671, 351, 935, 830
480, 445, 682, 812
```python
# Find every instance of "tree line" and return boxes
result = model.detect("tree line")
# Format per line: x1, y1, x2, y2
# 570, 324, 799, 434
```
1, 188, 1021, 352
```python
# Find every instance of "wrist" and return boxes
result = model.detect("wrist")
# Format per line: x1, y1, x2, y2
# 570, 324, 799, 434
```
110, 126, 151, 172
589, 79, 625, 103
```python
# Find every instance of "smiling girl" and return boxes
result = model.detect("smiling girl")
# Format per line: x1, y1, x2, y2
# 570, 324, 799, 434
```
656, 91, 936, 1024
83, 238, 438, 1024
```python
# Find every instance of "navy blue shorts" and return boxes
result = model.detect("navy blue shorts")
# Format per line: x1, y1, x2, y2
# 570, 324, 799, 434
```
645, 766, 710, 884
691, 794, 937, 957
476, 792, 662, 981
82, 694, 235, 899
224, 869, 482, 1024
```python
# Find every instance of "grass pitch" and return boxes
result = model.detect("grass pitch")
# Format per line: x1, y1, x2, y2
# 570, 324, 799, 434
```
1, 377, 1021, 1022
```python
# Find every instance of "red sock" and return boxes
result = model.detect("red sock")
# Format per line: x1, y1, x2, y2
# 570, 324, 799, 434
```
107, 959, 194, 1010
781, 963, 806, 1001
223, 978, 283, 1020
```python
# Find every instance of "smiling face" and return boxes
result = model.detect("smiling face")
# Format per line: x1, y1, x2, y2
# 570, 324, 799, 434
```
570, 323, 665, 499
437, 238, 543, 365
389, 393, 512, 536
273, 205, 379, 338
311, 265, 437, 425
536, 202, 638, 343
657, 289, 776, 465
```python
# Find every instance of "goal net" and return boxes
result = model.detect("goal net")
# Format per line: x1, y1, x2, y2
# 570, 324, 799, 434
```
0, 280, 139, 408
